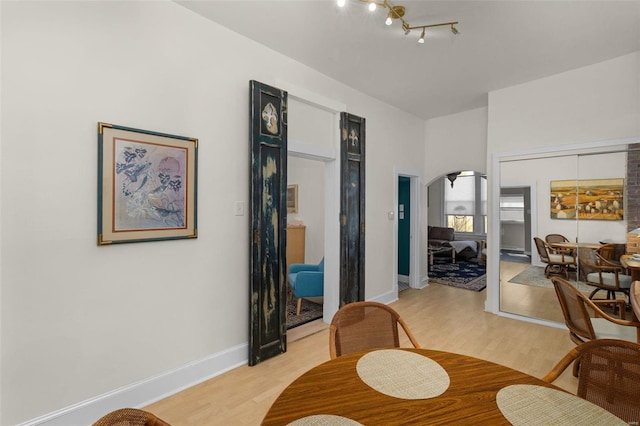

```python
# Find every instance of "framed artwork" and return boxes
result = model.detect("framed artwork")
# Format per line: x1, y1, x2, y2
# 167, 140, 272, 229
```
550, 178, 623, 220
98, 122, 198, 245
287, 184, 298, 213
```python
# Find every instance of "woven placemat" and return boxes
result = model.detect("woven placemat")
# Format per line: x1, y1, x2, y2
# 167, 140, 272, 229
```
355, 349, 450, 399
497, 385, 627, 425
287, 414, 363, 425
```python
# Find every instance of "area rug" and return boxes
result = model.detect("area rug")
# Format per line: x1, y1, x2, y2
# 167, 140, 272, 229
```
500, 250, 532, 264
286, 296, 323, 330
428, 258, 487, 292
508, 265, 592, 292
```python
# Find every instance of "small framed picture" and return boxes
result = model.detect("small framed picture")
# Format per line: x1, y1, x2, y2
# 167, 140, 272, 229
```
97, 122, 198, 245
287, 184, 298, 213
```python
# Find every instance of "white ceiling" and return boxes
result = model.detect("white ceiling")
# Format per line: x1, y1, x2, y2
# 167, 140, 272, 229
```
177, 0, 640, 120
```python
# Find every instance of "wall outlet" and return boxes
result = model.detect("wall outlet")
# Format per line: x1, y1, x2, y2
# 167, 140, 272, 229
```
235, 201, 245, 216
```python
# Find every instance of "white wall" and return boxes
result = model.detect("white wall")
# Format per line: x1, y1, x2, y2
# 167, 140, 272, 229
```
424, 107, 488, 184
486, 51, 640, 314
0, 1, 426, 424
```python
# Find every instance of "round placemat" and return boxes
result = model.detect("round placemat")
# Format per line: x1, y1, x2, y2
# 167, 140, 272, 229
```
355, 349, 450, 399
497, 384, 627, 425
287, 414, 363, 425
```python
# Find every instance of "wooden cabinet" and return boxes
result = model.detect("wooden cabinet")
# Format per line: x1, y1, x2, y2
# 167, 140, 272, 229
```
286, 226, 305, 273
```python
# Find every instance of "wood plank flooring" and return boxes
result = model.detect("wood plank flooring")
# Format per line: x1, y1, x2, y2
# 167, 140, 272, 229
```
145, 273, 578, 425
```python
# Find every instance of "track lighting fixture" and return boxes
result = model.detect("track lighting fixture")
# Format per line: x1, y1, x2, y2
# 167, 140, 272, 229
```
337, 0, 460, 44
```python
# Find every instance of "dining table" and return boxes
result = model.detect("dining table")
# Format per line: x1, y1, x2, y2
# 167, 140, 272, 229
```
548, 241, 603, 251
631, 281, 640, 320
261, 348, 626, 425
620, 254, 640, 281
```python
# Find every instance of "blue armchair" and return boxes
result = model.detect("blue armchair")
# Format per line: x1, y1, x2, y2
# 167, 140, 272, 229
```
288, 258, 324, 315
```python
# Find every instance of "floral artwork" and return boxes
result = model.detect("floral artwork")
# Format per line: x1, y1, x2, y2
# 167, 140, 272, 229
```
114, 139, 186, 230
98, 122, 197, 245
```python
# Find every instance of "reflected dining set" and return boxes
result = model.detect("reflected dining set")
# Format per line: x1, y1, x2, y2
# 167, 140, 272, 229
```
261, 301, 638, 425
535, 234, 634, 304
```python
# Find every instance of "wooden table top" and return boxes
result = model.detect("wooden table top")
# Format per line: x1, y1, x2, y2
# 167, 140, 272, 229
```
621, 254, 640, 268
632, 281, 640, 320
261, 348, 624, 425
549, 241, 603, 250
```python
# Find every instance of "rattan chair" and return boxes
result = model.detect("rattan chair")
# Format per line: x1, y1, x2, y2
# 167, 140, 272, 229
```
534, 237, 575, 278
329, 301, 420, 359
545, 233, 573, 255
579, 249, 632, 302
92, 408, 171, 426
551, 277, 640, 345
543, 339, 640, 424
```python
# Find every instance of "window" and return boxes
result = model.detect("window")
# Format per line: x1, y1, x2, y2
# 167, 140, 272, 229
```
444, 171, 487, 234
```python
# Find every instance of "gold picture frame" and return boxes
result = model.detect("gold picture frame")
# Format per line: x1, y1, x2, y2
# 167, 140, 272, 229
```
287, 184, 298, 213
98, 122, 198, 245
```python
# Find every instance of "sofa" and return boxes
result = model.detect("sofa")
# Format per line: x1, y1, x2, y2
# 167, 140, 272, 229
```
428, 226, 479, 260
428, 226, 455, 248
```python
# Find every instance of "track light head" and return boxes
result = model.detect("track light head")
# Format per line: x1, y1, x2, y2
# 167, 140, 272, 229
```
368, 2, 376, 11
336, 0, 346, 7
451, 25, 459, 35
418, 28, 425, 43
385, 15, 393, 25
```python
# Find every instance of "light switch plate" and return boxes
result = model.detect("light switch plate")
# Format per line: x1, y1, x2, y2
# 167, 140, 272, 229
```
235, 201, 245, 216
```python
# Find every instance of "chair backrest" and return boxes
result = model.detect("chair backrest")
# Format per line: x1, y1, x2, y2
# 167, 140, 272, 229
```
545, 339, 640, 423
551, 277, 596, 343
545, 233, 569, 244
533, 237, 550, 262
596, 243, 616, 262
577, 339, 640, 422
329, 301, 420, 359
92, 408, 171, 426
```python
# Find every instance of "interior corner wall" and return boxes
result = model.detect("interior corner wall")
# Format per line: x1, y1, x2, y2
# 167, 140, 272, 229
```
0, 1, 426, 424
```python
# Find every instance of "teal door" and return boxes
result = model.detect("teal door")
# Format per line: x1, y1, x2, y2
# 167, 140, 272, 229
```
398, 177, 410, 276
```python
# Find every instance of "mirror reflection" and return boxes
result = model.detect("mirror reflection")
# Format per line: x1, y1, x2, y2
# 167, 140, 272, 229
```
499, 145, 634, 323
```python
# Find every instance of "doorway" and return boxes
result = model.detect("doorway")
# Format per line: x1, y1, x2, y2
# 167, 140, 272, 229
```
395, 171, 422, 293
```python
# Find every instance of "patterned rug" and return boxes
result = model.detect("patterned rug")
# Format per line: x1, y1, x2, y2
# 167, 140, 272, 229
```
428, 258, 487, 292
286, 296, 323, 330
508, 265, 592, 292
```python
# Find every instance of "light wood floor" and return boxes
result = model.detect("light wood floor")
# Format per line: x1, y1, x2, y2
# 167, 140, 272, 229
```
500, 260, 566, 322
145, 276, 578, 425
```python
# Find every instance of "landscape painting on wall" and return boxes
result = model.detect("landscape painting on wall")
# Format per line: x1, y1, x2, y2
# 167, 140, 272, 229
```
550, 178, 624, 220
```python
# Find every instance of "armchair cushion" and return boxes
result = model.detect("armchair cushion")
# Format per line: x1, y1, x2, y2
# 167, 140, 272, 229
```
586, 272, 632, 289
288, 258, 324, 298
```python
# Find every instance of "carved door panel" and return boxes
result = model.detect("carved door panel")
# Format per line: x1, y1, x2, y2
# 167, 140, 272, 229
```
249, 80, 288, 366
340, 112, 366, 306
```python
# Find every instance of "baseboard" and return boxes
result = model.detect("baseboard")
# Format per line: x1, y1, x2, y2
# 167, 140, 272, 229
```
19, 343, 248, 426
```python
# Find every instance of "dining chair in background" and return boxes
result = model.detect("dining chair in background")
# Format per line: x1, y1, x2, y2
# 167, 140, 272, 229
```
329, 301, 420, 359
534, 237, 575, 278
578, 249, 632, 302
92, 408, 171, 426
551, 277, 640, 346
545, 233, 573, 255
543, 339, 640, 424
